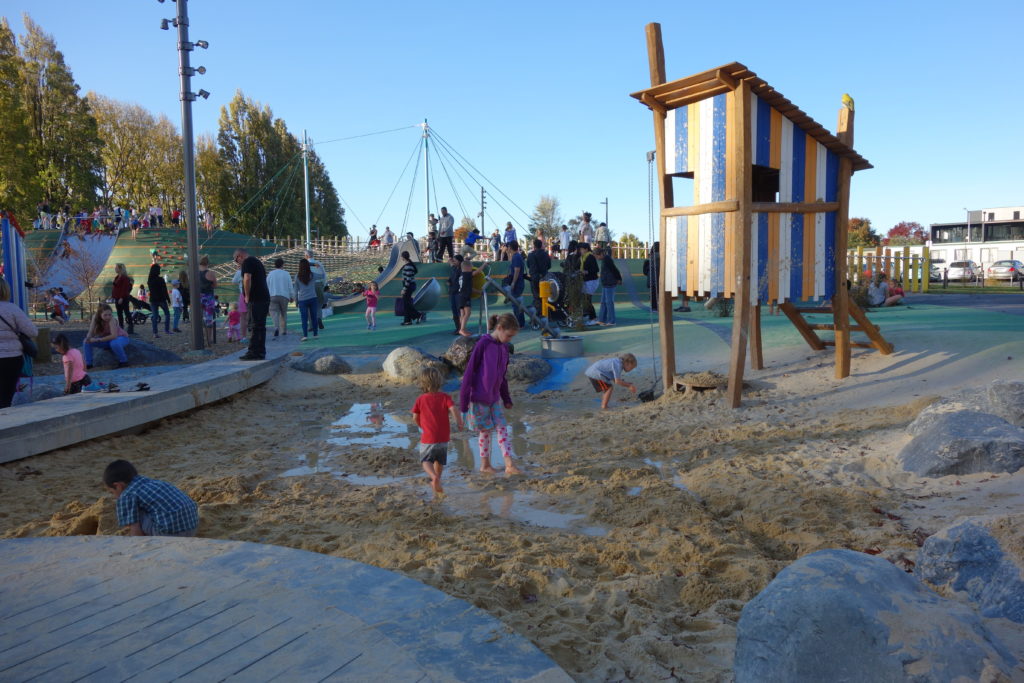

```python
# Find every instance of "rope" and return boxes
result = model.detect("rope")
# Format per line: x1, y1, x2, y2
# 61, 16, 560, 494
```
430, 137, 525, 233
311, 124, 420, 147
432, 148, 469, 221
400, 141, 423, 233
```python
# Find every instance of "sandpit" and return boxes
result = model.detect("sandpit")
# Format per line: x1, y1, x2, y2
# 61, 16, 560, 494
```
2, 344, 1023, 681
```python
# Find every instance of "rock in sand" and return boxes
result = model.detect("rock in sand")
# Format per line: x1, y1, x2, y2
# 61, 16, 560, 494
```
292, 348, 352, 375
383, 346, 446, 383
441, 335, 479, 372
505, 354, 550, 383
987, 380, 1024, 426
897, 410, 1024, 477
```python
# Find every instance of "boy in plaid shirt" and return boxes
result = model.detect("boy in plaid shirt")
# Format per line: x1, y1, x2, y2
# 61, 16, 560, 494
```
104, 460, 199, 537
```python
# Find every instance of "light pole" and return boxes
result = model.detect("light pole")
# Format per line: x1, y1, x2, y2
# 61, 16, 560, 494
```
600, 197, 608, 226
160, 0, 209, 350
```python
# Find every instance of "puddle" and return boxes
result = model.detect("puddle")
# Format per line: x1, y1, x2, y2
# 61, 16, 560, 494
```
280, 402, 606, 535
526, 357, 590, 394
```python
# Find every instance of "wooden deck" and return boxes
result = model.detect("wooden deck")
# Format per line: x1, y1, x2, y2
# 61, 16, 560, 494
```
0, 537, 568, 682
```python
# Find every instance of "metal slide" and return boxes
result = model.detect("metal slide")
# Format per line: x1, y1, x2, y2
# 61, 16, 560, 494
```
33, 232, 119, 299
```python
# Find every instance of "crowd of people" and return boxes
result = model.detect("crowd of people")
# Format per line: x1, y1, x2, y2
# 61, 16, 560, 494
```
33, 200, 200, 239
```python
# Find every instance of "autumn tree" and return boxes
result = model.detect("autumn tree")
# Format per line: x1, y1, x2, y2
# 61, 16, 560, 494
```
527, 195, 561, 241
19, 15, 102, 211
848, 217, 880, 248
0, 18, 35, 220
455, 216, 477, 241
884, 221, 927, 246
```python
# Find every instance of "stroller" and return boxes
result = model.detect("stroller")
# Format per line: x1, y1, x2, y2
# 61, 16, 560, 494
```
128, 296, 152, 326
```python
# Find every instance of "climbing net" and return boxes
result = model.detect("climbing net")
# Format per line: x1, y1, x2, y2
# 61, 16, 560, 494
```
210, 243, 392, 288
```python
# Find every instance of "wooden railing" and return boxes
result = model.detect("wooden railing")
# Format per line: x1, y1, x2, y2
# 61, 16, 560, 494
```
847, 246, 931, 293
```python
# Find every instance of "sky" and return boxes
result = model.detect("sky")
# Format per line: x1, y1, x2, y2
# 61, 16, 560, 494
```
5, 0, 1024, 241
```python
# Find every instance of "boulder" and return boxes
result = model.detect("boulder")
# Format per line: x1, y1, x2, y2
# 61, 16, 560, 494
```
917, 514, 1024, 624
987, 380, 1024, 427
11, 384, 62, 406
505, 355, 550, 383
441, 335, 479, 372
734, 549, 1017, 683
897, 410, 1024, 477
383, 346, 446, 383
58, 330, 181, 367
292, 349, 352, 375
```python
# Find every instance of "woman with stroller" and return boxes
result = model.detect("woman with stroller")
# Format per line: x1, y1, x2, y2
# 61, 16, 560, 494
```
112, 263, 134, 334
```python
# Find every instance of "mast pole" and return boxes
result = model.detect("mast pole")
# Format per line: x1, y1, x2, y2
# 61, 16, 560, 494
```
303, 129, 311, 250
423, 119, 430, 236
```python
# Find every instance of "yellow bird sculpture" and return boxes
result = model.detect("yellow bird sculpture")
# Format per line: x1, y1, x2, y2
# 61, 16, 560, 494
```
842, 93, 855, 112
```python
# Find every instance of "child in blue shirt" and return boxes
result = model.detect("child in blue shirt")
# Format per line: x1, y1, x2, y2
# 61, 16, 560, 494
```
104, 460, 199, 537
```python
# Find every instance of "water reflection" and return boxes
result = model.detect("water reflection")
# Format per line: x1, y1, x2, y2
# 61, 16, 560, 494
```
280, 402, 606, 535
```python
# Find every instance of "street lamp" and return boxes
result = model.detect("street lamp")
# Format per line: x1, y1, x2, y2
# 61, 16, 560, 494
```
160, 0, 209, 350
963, 207, 971, 244
600, 197, 608, 227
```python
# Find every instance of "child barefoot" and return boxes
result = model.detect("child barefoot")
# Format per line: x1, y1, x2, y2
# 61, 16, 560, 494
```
585, 353, 638, 410
412, 366, 462, 493
53, 333, 90, 394
363, 281, 379, 330
226, 302, 241, 342
459, 313, 521, 474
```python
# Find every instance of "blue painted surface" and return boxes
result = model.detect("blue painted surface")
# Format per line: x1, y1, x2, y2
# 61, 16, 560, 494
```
711, 94, 727, 296
757, 213, 770, 302
755, 96, 772, 167
789, 130, 805, 301
824, 152, 840, 298
674, 107, 688, 174
526, 357, 589, 394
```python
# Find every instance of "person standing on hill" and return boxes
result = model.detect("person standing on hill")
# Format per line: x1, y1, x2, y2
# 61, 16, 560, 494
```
526, 238, 551, 310
235, 249, 269, 360
266, 257, 292, 338
437, 207, 455, 260
399, 251, 423, 326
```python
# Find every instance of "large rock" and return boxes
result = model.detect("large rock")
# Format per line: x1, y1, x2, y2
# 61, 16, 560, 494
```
897, 410, 1024, 477
734, 549, 1017, 683
292, 348, 352, 375
987, 380, 1024, 427
57, 330, 181, 367
917, 514, 1024, 624
382, 346, 446, 383
505, 355, 550, 383
441, 335, 479, 372
11, 384, 62, 406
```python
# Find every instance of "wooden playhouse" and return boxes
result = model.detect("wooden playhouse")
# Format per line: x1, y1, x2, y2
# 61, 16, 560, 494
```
632, 23, 891, 407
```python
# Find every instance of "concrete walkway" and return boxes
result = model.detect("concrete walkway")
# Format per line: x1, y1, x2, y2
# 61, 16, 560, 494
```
0, 339, 299, 464
0, 537, 568, 682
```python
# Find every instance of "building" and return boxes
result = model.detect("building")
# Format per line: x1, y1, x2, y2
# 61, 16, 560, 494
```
929, 206, 1024, 265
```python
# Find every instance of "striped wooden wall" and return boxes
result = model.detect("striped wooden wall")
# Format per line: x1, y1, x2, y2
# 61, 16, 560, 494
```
664, 92, 840, 304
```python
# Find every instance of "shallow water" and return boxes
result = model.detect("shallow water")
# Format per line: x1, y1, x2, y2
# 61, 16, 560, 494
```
281, 402, 606, 535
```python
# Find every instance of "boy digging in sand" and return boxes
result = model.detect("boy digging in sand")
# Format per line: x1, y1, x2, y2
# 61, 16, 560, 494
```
412, 366, 463, 493
585, 353, 638, 410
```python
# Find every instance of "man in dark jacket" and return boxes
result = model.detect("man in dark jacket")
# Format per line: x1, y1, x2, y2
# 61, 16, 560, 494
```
596, 247, 622, 325
579, 243, 599, 324
447, 255, 462, 334
235, 248, 270, 360
526, 238, 551, 310
147, 258, 171, 337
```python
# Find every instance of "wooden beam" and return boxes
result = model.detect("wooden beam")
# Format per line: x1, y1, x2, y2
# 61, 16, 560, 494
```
662, 83, 734, 110
809, 324, 869, 332
715, 68, 737, 90
751, 202, 839, 214
779, 302, 826, 350
646, 23, 676, 393
848, 301, 893, 354
663, 201, 739, 217
749, 304, 764, 370
639, 93, 666, 116
832, 101, 855, 379
727, 81, 753, 408
823, 340, 875, 349
837, 107, 854, 148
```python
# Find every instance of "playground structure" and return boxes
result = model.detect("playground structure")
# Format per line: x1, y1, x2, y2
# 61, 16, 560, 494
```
632, 23, 891, 407
1, 213, 28, 312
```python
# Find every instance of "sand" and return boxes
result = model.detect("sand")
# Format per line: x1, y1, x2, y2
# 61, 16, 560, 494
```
2, 342, 1023, 681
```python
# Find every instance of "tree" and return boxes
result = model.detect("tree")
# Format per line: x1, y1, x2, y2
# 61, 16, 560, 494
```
527, 195, 561, 242
847, 217, 880, 248
0, 18, 36, 221
19, 15, 102, 211
884, 221, 927, 246
616, 233, 644, 247
194, 133, 221, 231
455, 216, 476, 241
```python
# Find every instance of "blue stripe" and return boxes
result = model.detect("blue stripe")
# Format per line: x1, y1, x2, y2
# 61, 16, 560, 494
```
824, 151, 839, 297
757, 213, 769, 302
755, 96, 771, 167
789, 131, 805, 300
675, 108, 688, 174
711, 95, 727, 295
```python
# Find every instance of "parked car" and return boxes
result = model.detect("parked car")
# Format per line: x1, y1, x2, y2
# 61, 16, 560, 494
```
929, 258, 947, 282
986, 259, 1024, 282
947, 260, 980, 282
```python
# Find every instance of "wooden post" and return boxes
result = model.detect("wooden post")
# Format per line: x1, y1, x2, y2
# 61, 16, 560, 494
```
883, 248, 892, 279
922, 246, 930, 293
749, 303, 764, 370
857, 245, 864, 281
833, 106, 854, 379
645, 23, 676, 393
902, 246, 910, 286
727, 80, 753, 407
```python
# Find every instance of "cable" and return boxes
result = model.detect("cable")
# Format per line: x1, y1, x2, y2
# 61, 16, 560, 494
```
429, 136, 524, 232
337, 193, 366, 232
311, 124, 420, 147
432, 149, 469, 221
401, 141, 423, 233
373, 136, 423, 230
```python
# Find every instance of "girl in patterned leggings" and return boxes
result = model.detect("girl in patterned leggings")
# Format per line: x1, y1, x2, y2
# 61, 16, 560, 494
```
459, 313, 522, 475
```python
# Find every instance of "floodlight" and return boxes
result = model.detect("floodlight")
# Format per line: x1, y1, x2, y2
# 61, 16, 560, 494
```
195, 40, 209, 49
160, 18, 170, 30
197, 89, 210, 99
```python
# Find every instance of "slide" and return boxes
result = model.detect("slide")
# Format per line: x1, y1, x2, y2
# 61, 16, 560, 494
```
33, 232, 119, 300
326, 238, 424, 312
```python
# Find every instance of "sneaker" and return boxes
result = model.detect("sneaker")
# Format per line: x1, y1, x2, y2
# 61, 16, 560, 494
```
153, 333, 160, 338
367, 324, 372, 330
239, 353, 263, 361
318, 320, 325, 330
401, 321, 412, 326
273, 330, 279, 337
82, 383, 102, 393
300, 336, 308, 341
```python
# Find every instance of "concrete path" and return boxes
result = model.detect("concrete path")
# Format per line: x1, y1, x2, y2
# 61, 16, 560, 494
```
0, 339, 299, 464
0, 537, 568, 682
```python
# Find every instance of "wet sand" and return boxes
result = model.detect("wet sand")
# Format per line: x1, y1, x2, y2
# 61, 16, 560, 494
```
2, 349, 1023, 681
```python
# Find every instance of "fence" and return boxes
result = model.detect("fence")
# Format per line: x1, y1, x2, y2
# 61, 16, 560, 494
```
846, 245, 931, 293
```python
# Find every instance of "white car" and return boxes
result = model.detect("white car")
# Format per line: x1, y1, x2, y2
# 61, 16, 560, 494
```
946, 260, 980, 282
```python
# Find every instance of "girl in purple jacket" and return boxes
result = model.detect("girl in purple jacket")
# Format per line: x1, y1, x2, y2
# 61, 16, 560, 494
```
459, 313, 521, 474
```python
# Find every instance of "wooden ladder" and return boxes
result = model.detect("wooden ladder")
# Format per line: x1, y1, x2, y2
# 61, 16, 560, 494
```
778, 301, 893, 354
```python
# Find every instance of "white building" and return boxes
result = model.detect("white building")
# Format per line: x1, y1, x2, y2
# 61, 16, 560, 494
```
929, 206, 1024, 266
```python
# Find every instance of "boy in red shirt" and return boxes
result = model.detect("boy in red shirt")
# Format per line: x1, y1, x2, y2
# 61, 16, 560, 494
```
412, 366, 463, 494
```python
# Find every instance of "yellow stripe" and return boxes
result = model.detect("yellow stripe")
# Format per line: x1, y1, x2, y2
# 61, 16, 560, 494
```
687, 102, 700, 175
768, 212, 779, 302
803, 136, 816, 299
769, 108, 782, 169
724, 92, 736, 297
687, 214, 699, 294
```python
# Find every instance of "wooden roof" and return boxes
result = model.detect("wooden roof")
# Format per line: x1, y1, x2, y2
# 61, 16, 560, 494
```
630, 62, 872, 171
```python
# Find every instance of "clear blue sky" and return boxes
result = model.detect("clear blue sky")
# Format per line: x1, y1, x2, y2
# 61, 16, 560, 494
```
7, 0, 1024, 240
